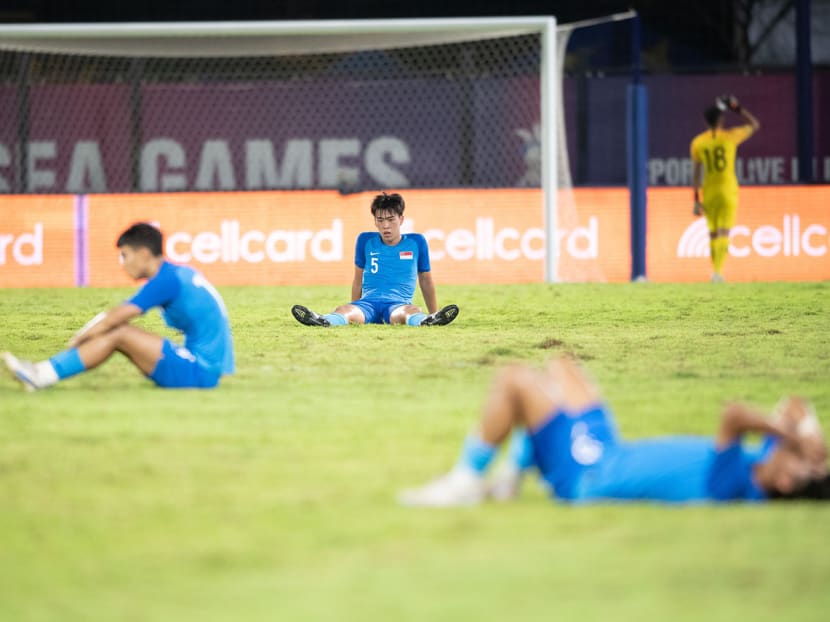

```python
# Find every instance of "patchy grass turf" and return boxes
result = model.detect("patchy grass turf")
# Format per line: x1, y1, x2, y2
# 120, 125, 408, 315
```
1, 282, 829, 621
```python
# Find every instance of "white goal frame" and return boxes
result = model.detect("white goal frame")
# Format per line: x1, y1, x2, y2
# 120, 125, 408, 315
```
0, 17, 559, 282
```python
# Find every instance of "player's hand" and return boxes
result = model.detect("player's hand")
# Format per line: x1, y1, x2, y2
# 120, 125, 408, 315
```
718, 94, 741, 113
788, 434, 829, 469
68, 311, 107, 348
693, 200, 705, 217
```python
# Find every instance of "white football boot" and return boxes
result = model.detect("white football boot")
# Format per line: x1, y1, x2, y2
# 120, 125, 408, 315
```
2, 352, 46, 392
398, 468, 486, 508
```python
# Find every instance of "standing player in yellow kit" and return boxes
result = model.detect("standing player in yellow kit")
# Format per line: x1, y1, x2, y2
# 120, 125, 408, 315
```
690, 95, 760, 282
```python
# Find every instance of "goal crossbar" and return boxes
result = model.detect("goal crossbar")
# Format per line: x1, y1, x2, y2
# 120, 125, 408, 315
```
0, 17, 553, 57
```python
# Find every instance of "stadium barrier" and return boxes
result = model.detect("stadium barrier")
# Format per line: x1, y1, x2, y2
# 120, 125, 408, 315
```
1, 186, 828, 287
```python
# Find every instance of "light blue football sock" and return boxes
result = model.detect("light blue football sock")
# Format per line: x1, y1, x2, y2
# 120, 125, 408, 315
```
49, 348, 86, 380
407, 313, 427, 326
323, 313, 348, 326
507, 428, 535, 471
457, 433, 498, 474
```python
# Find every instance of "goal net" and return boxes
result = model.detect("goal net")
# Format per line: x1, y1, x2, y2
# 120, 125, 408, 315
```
0, 18, 594, 282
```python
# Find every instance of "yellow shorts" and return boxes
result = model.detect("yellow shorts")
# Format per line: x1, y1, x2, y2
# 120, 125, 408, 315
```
702, 192, 738, 232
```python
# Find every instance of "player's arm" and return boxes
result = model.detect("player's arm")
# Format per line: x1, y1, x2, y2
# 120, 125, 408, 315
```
351, 233, 368, 301
418, 271, 438, 314
716, 401, 809, 451
724, 95, 760, 135
68, 303, 143, 348
738, 106, 760, 134
71, 266, 178, 348
351, 266, 364, 301
718, 401, 827, 464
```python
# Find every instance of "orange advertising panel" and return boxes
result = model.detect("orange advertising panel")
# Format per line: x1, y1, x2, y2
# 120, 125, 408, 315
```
84, 189, 629, 287
86, 192, 361, 288
647, 186, 830, 282
0, 195, 76, 288
558, 188, 630, 283
2, 186, 828, 288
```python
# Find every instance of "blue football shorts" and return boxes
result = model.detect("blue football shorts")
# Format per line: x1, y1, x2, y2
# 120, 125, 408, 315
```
350, 299, 408, 324
149, 339, 220, 389
530, 403, 620, 500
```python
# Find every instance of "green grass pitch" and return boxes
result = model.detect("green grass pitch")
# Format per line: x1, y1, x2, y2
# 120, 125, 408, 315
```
1, 282, 829, 621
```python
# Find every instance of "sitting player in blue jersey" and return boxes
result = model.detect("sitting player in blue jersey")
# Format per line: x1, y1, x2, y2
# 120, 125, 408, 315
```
291, 192, 458, 327
399, 356, 829, 506
3, 223, 235, 391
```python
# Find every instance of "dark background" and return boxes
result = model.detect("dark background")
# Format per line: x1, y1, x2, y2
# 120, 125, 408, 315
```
0, 1, 757, 69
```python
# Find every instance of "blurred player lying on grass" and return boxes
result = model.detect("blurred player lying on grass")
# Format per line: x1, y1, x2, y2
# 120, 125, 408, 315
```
291, 192, 458, 328
399, 356, 828, 507
3, 223, 235, 391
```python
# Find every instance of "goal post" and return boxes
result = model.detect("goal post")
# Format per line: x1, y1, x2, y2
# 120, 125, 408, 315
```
0, 17, 562, 280
539, 17, 559, 284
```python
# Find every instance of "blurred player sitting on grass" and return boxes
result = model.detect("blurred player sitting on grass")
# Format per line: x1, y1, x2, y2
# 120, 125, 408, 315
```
291, 192, 458, 328
3, 223, 234, 391
690, 94, 760, 282
399, 356, 828, 507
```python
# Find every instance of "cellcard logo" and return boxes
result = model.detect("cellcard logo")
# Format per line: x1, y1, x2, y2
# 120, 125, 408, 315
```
165, 219, 343, 264
677, 219, 710, 258
677, 216, 829, 259
0, 223, 43, 266
730, 215, 827, 258
407, 217, 599, 262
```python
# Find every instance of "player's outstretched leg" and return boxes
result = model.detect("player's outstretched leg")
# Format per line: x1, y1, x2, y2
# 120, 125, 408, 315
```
1, 351, 57, 392
420, 304, 459, 327
291, 305, 331, 327
398, 363, 543, 508
399, 357, 597, 508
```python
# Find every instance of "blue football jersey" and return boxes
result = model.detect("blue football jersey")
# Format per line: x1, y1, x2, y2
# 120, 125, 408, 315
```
128, 261, 235, 376
574, 436, 769, 503
354, 232, 430, 303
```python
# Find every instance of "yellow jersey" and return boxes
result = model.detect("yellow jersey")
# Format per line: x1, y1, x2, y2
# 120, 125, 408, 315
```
690, 126, 754, 196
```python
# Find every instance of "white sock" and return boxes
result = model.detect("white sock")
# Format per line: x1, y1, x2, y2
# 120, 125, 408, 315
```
33, 361, 59, 387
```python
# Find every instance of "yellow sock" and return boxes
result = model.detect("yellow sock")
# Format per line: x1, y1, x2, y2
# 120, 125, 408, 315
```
710, 238, 719, 272
722, 237, 731, 270
713, 237, 728, 274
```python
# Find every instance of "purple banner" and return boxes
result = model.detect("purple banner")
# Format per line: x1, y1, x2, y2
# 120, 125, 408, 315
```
0, 84, 132, 193
139, 79, 467, 192
0, 86, 20, 192
0, 71, 827, 193
563, 72, 830, 185
472, 76, 540, 187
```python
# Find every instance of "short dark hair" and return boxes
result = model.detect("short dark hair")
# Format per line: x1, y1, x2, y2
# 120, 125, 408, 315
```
116, 223, 163, 257
768, 474, 830, 501
370, 192, 405, 217
703, 106, 723, 128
